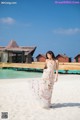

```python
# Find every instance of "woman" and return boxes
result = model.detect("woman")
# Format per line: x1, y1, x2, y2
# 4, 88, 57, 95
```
32, 51, 59, 109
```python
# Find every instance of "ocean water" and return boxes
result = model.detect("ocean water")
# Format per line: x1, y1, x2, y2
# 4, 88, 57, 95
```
0, 69, 42, 79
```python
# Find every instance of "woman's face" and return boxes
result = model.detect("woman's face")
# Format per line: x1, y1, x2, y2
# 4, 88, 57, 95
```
47, 53, 52, 59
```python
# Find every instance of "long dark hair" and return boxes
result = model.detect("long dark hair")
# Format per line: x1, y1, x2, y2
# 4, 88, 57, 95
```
46, 51, 56, 60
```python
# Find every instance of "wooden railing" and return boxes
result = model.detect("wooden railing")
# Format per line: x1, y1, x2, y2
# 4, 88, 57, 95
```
0, 62, 80, 70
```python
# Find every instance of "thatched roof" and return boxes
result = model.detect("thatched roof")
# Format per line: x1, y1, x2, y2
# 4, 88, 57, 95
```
36, 54, 46, 58
56, 54, 69, 58
74, 54, 80, 59
6, 40, 19, 49
0, 40, 36, 55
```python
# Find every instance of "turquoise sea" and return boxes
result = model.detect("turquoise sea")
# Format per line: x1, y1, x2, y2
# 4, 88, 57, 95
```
0, 69, 42, 79
0, 68, 80, 79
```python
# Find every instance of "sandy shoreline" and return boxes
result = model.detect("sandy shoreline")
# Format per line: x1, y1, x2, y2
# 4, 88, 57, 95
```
0, 75, 80, 120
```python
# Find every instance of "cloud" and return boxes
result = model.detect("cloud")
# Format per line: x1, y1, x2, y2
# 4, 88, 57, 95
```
0, 17, 15, 24
53, 28, 80, 35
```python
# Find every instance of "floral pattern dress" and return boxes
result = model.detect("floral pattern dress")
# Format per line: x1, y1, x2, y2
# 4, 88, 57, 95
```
32, 61, 55, 108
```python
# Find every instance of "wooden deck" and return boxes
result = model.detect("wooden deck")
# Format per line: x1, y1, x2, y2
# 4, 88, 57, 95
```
0, 62, 80, 70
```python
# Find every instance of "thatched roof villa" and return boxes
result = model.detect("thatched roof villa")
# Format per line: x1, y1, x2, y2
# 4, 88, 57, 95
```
74, 54, 80, 62
36, 53, 71, 62
0, 40, 36, 63
56, 54, 71, 62
36, 54, 46, 62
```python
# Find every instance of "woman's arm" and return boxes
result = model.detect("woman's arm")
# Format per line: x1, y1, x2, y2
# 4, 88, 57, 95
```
55, 60, 59, 82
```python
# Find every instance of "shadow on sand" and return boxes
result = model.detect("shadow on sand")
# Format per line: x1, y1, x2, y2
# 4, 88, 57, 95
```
51, 103, 80, 109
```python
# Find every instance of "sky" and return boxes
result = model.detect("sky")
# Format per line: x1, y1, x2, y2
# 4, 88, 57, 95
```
0, 0, 80, 60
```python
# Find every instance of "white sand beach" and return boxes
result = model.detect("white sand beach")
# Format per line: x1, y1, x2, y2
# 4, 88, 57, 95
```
0, 75, 80, 120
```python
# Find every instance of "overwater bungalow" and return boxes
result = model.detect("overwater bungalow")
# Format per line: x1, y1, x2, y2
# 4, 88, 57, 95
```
56, 54, 71, 62
0, 40, 36, 63
36, 53, 72, 62
74, 54, 80, 62
36, 54, 46, 62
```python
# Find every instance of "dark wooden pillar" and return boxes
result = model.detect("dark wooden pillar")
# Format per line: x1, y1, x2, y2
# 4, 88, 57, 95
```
22, 51, 24, 63
7, 51, 9, 63
16, 53, 18, 63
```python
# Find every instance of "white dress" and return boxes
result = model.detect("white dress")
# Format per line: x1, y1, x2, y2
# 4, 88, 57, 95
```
32, 61, 55, 108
